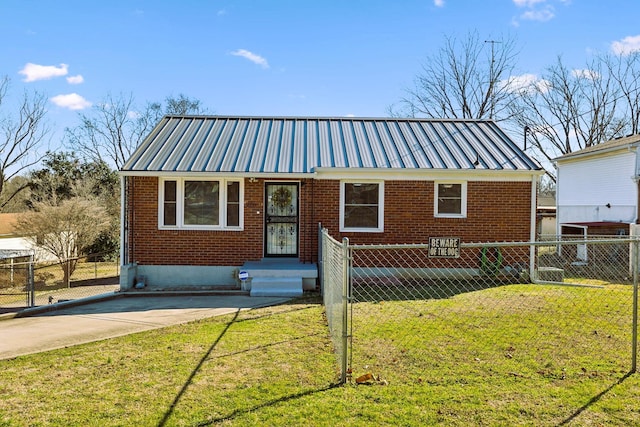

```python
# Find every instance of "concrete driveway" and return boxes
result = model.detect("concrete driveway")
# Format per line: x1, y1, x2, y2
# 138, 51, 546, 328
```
0, 293, 290, 360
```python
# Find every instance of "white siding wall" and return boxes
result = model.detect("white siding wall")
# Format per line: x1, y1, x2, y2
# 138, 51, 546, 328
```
0, 237, 57, 262
557, 151, 637, 226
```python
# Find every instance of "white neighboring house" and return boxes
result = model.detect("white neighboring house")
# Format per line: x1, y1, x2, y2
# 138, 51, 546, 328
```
554, 134, 640, 253
0, 213, 57, 263
0, 237, 58, 262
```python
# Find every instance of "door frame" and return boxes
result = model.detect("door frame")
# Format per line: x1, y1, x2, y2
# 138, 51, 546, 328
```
264, 181, 300, 258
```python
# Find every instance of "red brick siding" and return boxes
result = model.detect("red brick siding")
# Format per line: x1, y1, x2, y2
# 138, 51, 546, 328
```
127, 176, 264, 266
307, 180, 533, 257
125, 177, 533, 266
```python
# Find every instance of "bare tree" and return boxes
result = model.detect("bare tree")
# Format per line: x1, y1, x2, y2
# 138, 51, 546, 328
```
65, 93, 152, 169
0, 176, 31, 212
605, 51, 640, 135
164, 93, 206, 115
14, 197, 110, 285
0, 76, 49, 210
66, 93, 207, 169
509, 56, 625, 174
394, 31, 519, 120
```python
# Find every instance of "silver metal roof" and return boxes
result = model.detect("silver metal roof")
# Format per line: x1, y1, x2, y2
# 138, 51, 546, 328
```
121, 115, 542, 175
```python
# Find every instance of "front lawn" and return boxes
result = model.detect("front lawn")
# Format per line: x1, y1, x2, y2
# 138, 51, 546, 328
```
0, 290, 638, 426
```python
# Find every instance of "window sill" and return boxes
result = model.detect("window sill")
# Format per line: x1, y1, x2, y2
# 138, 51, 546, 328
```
340, 227, 384, 233
434, 214, 467, 219
159, 226, 244, 231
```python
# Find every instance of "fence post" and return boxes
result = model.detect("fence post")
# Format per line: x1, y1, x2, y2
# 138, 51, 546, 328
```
632, 238, 638, 373
28, 255, 35, 307
341, 237, 350, 384
318, 223, 323, 297
66, 260, 71, 288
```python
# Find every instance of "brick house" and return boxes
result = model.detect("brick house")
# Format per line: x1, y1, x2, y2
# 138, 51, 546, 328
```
119, 116, 542, 295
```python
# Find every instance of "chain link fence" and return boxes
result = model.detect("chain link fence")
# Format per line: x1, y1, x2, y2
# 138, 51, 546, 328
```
0, 253, 33, 313
0, 251, 120, 312
320, 228, 349, 382
321, 229, 639, 384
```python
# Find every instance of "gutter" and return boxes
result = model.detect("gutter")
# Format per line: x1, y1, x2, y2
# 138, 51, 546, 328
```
118, 168, 544, 180
118, 170, 315, 178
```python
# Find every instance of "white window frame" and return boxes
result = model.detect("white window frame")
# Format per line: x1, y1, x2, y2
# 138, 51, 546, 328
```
434, 181, 467, 218
340, 180, 384, 233
159, 177, 244, 230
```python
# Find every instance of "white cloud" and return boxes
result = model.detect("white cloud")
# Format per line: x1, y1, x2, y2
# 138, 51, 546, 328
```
572, 68, 600, 80
503, 73, 551, 94
217, 9, 227, 16
513, 0, 546, 6
520, 5, 555, 22
434, 0, 444, 7
231, 49, 269, 69
611, 35, 640, 56
66, 75, 84, 84
50, 93, 91, 110
19, 63, 68, 82
512, 0, 564, 26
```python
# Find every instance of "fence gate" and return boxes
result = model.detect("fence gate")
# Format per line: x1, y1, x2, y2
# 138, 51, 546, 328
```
0, 252, 120, 312
0, 254, 34, 312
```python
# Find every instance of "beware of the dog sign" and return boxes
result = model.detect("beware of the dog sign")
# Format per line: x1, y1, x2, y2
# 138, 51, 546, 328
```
428, 237, 461, 258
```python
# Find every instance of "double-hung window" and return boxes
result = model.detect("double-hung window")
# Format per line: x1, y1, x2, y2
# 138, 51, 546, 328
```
160, 178, 243, 230
434, 182, 467, 218
340, 181, 384, 232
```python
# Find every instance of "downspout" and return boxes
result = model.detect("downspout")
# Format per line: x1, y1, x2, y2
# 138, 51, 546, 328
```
119, 175, 126, 265
554, 162, 561, 237
529, 174, 537, 278
637, 178, 640, 224
633, 144, 640, 224
312, 178, 316, 263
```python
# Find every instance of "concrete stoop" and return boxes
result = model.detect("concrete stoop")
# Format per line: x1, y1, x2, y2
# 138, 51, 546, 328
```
241, 259, 317, 297
249, 277, 303, 297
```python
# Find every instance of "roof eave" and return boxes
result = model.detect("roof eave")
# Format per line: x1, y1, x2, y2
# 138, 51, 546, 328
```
313, 167, 544, 179
554, 141, 640, 164
119, 170, 316, 178
119, 168, 543, 179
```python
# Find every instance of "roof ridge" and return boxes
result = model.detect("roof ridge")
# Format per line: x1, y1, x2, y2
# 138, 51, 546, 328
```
161, 114, 496, 123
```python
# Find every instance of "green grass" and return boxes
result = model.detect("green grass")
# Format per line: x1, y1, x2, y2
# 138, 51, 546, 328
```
0, 288, 639, 426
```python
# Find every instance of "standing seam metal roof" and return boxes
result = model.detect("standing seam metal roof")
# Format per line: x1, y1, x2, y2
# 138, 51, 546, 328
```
121, 115, 542, 174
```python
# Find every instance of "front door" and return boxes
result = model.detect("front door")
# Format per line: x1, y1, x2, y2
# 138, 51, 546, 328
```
265, 182, 299, 257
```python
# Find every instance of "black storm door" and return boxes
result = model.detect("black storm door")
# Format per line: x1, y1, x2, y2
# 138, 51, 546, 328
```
265, 183, 299, 257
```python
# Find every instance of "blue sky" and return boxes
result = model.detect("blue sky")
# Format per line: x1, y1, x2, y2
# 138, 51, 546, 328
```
2, 0, 640, 150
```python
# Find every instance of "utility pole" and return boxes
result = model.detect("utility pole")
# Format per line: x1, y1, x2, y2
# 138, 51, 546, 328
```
485, 40, 502, 120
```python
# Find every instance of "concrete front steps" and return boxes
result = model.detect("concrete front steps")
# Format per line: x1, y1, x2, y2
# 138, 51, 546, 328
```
241, 259, 318, 297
